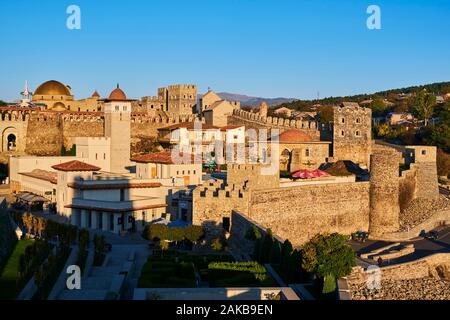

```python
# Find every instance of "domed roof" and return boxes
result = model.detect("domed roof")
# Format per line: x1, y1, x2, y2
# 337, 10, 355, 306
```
108, 84, 126, 100
279, 129, 313, 143
34, 80, 72, 96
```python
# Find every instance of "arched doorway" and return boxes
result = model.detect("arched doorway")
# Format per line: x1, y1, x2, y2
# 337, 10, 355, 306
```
7, 134, 16, 151
280, 149, 292, 172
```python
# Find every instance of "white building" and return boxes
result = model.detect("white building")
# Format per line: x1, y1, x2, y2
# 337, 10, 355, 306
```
9, 86, 204, 234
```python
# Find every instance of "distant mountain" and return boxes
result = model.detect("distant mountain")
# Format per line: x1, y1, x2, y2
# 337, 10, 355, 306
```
217, 92, 296, 107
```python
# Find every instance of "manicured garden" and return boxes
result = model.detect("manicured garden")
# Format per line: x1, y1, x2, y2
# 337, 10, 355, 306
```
137, 251, 197, 288
205, 261, 276, 287
137, 251, 275, 288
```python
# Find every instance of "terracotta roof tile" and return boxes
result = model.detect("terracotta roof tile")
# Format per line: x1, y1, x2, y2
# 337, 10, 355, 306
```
159, 122, 220, 131
19, 169, 57, 184
278, 129, 314, 143
131, 151, 201, 164
68, 182, 162, 190
52, 160, 101, 172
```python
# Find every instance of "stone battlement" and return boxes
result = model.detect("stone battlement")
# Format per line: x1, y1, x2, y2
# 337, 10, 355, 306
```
232, 109, 318, 130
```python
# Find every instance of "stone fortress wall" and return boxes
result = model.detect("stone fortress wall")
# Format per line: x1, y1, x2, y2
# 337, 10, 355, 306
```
0, 108, 199, 157
193, 144, 442, 246
227, 109, 323, 140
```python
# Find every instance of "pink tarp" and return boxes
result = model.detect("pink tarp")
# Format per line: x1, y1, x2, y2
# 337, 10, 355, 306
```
291, 169, 330, 179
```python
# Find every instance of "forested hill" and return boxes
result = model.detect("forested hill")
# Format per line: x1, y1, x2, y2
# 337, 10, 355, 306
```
274, 81, 450, 110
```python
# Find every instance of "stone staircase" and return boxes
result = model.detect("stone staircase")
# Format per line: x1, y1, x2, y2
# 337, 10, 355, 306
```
57, 247, 130, 300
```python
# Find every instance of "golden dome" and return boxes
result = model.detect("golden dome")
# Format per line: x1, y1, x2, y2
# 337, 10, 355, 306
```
34, 80, 72, 96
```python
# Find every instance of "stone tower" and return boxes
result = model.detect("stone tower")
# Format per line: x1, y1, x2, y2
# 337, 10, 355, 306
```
158, 84, 197, 115
259, 101, 268, 118
332, 102, 372, 168
369, 151, 401, 237
104, 85, 132, 173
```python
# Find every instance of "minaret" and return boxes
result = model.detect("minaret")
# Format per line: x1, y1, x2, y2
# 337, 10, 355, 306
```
20, 80, 32, 106
104, 84, 132, 173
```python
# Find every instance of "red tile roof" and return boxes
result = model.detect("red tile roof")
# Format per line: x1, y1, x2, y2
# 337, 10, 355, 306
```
159, 122, 220, 131
68, 182, 162, 190
131, 151, 201, 164
278, 129, 314, 143
64, 203, 167, 213
19, 169, 57, 184
52, 160, 101, 172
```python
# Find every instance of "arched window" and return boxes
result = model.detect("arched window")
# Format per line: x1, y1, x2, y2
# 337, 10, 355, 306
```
355, 130, 360, 137
305, 148, 310, 157
7, 134, 16, 151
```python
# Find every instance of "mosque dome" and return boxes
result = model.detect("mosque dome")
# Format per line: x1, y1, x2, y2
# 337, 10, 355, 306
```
34, 80, 72, 96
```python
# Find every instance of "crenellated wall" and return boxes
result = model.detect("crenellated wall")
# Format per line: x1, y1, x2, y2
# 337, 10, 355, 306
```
228, 109, 321, 140
0, 108, 199, 157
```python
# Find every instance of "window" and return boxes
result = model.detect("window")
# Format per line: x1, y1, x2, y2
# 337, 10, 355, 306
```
103, 153, 106, 160
305, 148, 310, 157
340, 130, 345, 136
422, 150, 427, 155
233, 135, 238, 139
355, 130, 360, 137
95, 153, 98, 160
193, 170, 196, 174
356, 118, 361, 123
341, 118, 345, 123
115, 106, 120, 111
120, 189, 125, 201
142, 211, 146, 226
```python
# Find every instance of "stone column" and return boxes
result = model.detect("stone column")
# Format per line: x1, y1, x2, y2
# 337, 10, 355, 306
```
91, 211, 98, 230
113, 214, 120, 234
102, 212, 109, 232
70, 209, 79, 227
80, 209, 88, 229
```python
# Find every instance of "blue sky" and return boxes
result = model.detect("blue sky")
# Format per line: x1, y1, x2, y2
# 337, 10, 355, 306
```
0, 0, 449, 101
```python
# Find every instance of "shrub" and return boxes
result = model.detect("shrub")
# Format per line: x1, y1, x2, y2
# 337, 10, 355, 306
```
245, 226, 261, 241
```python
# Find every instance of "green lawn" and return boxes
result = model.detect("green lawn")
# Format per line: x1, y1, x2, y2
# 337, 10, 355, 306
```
0, 239, 34, 300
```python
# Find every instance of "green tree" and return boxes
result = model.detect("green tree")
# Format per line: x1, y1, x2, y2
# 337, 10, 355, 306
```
413, 90, 436, 126
280, 239, 293, 272
159, 240, 169, 257
211, 237, 224, 251
269, 241, 281, 264
370, 97, 387, 115
437, 149, 450, 177
184, 225, 204, 244
245, 226, 261, 241
301, 233, 356, 295
259, 229, 274, 264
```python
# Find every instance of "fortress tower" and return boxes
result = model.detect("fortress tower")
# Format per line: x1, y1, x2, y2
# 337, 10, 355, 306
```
369, 151, 401, 237
159, 84, 197, 115
332, 102, 372, 168
259, 101, 268, 118
104, 85, 132, 173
